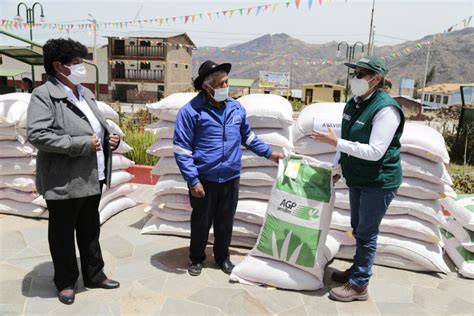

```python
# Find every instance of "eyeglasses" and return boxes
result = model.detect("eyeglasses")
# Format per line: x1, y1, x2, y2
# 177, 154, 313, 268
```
350, 70, 371, 79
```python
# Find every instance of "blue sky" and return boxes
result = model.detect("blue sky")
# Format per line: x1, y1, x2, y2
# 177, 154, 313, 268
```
1, 0, 473, 48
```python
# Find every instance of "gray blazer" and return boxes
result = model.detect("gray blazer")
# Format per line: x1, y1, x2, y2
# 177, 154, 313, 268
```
27, 77, 114, 200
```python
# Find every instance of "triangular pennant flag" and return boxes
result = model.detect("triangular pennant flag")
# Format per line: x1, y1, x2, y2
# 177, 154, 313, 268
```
247, 8, 252, 15
200, 14, 203, 20
286, 2, 291, 8
239, 8, 243, 16
160, 18, 163, 25
192, 15, 196, 23
256, 6, 262, 15
309, 0, 315, 10
208, 13, 212, 20
172, 17, 177, 22
272, 4, 278, 12
223, 10, 227, 17
295, 0, 301, 9
230, 10, 234, 17
264, 4, 270, 11
216, 12, 220, 19
184, 16, 190, 24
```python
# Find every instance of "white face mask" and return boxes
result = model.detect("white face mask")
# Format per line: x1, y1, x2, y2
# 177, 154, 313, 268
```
64, 63, 87, 85
212, 87, 229, 102
351, 77, 375, 97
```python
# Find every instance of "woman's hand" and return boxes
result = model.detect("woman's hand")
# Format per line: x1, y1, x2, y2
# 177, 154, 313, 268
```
310, 128, 339, 147
109, 134, 120, 151
91, 133, 102, 152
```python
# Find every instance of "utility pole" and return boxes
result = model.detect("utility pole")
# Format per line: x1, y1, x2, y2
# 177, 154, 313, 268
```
367, 0, 376, 56
370, 25, 376, 55
418, 38, 434, 120
88, 13, 98, 64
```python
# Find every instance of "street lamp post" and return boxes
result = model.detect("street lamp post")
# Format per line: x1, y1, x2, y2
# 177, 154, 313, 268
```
337, 41, 365, 102
15, 2, 45, 88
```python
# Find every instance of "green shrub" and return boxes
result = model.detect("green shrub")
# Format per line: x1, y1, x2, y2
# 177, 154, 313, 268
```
452, 173, 474, 194
122, 127, 159, 166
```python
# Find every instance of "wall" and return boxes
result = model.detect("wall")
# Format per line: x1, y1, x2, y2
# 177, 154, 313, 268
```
164, 46, 193, 96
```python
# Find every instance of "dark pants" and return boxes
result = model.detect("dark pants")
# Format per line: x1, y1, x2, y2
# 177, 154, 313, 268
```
348, 186, 397, 288
188, 178, 239, 265
46, 190, 107, 291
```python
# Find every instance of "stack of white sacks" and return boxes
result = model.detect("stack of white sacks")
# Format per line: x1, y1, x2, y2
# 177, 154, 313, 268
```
0, 92, 137, 224
441, 195, 474, 278
293, 103, 455, 274
96, 102, 138, 224
141, 93, 294, 248
0, 93, 45, 218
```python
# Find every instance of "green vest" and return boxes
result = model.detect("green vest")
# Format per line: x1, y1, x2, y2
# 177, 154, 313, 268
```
340, 90, 405, 189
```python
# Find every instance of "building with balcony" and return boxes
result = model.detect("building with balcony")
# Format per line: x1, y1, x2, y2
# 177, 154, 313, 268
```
107, 33, 196, 103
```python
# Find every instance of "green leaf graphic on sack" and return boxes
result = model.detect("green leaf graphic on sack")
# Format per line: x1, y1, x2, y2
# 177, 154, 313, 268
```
257, 215, 321, 268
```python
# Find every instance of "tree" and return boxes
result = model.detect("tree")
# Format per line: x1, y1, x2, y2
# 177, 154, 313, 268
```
413, 65, 436, 99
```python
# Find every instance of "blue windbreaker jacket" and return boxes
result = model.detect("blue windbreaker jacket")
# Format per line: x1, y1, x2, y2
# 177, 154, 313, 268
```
173, 92, 272, 186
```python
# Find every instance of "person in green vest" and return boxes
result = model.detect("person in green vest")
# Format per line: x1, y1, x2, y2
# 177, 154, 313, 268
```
311, 56, 405, 302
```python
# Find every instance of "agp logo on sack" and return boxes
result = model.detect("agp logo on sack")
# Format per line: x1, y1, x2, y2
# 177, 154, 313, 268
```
278, 199, 320, 220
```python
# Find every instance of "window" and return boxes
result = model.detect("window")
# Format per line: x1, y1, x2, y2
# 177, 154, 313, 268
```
140, 62, 151, 70
429, 95, 435, 102
175, 64, 178, 68
185, 65, 188, 69
443, 96, 449, 104
140, 40, 151, 47
424, 94, 429, 101
435, 95, 441, 104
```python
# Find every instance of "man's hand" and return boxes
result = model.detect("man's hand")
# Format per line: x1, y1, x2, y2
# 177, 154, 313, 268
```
191, 182, 205, 198
109, 134, 120, 151
269, 151, 284, 163
310, 128, 339, 147
91, 133, 102, 152
333, 174, 341, 185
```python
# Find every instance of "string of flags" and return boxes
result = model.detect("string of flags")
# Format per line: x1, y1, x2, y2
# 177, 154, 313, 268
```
0, 0, 329, 33
192, 40, 433, 67
443, 15, 473, 34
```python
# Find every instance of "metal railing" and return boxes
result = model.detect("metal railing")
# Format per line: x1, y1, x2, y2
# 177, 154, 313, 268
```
112, 68, 164, 81
112, 45, 166, 58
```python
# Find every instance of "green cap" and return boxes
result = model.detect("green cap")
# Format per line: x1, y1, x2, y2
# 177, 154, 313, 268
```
344, 56, 387, 76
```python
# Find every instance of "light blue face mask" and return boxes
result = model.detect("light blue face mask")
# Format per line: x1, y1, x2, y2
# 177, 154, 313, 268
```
213, 87, 229, 102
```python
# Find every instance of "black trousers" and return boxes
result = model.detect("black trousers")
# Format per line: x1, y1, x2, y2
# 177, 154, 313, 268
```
189, 178, 239, 265
46, 191, 107, 291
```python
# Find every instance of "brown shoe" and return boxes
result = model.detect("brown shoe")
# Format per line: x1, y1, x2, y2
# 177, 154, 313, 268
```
331, 268, 351, 283
329, 282, 368, 302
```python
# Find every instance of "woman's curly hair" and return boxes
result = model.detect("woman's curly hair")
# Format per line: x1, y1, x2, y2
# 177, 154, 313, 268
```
43, 38, 88, 76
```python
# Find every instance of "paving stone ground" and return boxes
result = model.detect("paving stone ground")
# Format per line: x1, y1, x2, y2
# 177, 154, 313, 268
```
0, 185, 473, 315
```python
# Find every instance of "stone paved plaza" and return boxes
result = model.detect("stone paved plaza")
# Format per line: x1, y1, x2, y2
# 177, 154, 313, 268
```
1, 185, 473, 315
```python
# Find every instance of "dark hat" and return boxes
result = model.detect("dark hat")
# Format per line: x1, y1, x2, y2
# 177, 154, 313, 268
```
193, 60, 231, 91
344, 56, 387, 76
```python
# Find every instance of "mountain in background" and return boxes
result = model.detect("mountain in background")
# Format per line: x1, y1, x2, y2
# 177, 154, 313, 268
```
193, 28, 474, 91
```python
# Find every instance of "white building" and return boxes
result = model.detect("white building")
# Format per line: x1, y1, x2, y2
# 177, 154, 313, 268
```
421, 83, 474, 109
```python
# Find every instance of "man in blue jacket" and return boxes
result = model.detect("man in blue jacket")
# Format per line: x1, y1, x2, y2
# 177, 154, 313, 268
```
174, 60, 283, 276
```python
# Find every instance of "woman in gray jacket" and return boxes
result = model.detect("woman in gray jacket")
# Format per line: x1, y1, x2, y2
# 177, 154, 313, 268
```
27, 38, 120, 305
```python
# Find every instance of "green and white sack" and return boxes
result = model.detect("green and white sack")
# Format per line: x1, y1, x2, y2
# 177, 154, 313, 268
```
232, 154, 335, 288
441, 228, 474, 279
441, 195, 474, 230
444, 218, 474, 252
